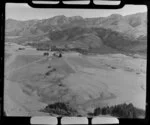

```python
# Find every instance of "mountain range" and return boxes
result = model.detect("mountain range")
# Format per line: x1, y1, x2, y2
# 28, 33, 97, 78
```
5, 12, 147, 55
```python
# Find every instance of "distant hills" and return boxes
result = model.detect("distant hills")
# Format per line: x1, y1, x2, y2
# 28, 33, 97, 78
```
5, 12, 147, 55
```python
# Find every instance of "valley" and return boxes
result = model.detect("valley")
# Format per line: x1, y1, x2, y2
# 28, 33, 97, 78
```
5, 12, 147, 56
4, 11, 147, 117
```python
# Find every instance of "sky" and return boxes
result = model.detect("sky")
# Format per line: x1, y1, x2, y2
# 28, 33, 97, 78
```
6, 3, 147, 21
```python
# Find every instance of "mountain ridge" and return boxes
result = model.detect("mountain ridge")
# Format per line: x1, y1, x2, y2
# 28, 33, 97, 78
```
5, 12, 147, 55
6, 12, 147, 38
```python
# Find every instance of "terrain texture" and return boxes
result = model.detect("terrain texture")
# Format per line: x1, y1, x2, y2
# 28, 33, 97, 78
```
4, 12, 147, 117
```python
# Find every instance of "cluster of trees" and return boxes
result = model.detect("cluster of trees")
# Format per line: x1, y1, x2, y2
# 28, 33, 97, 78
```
27, 42, 50, 51
89, 103, 145, 118
51, 46, 88, 54
41, 102, 78, 116
27, 42, 88, 55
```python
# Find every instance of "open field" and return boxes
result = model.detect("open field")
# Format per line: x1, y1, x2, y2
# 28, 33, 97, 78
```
4, 43, 146, 116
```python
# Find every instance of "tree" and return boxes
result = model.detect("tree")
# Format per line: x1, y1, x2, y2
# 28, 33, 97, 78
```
41, 102, 78, 116
93, 103, 145, 118
94, 107, 101, 116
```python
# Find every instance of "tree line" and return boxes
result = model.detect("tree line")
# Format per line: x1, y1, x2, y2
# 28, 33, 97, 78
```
89, 103, 145, 118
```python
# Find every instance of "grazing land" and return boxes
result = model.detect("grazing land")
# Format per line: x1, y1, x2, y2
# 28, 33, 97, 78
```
4, 42, 146, 117
4, 11, 147, 117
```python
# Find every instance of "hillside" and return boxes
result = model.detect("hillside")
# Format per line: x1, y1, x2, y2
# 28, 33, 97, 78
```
5, 12, 147, 55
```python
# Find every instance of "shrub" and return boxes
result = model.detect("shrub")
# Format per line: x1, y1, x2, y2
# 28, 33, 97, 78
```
45, 68, 56, 76
41, 102, 78, 116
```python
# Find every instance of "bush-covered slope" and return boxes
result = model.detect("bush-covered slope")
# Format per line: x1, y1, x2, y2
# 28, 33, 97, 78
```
5, 12, 147, 55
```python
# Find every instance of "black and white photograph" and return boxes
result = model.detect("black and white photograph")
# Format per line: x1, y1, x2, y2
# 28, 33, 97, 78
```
4, 3, 147, 118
